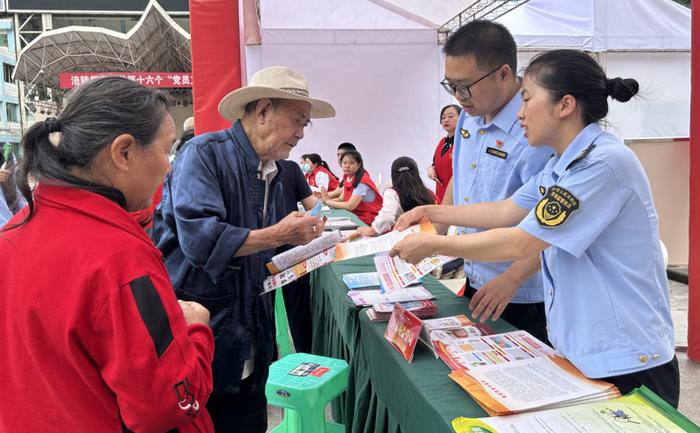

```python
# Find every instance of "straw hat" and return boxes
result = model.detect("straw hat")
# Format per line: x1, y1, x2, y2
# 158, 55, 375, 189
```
218, 66, 336, 122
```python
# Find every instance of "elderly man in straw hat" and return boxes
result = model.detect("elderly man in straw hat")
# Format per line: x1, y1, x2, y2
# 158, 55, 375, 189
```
153, 66, 335, 432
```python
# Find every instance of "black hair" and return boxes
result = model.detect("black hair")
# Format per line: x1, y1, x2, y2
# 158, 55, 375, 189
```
524, 49, 639, 125
340, 150, 365, 189
440, 104, 461, 122
8, 76, 171, 230
174, 128, 195, 153
305, 153, 338, 180
443, 19, 517, 74
337, 142, 356, 152
391, 157, 435, 211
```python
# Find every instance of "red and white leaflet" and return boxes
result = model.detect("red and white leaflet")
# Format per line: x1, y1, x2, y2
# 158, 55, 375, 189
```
374, 253, 454, 292
262, 247, 336, 293
384, 303, 423, 363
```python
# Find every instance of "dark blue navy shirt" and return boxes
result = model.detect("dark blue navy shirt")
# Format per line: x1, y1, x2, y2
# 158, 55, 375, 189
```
153, 121, 286, 393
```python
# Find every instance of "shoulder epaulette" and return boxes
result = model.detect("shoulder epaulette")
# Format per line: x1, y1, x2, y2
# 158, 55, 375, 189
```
566, 143, 596, 171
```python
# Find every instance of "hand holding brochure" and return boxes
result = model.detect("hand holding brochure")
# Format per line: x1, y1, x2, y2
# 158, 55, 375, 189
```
335, 222, 435, 261
267, 231, 344, 274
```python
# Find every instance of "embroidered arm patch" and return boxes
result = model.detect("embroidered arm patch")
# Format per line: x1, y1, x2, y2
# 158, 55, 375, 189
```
535, 186, 579, 228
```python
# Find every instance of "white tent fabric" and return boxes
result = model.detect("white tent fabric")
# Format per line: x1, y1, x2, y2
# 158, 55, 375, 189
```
250, 0, 690, 189
497, 0, 690, 51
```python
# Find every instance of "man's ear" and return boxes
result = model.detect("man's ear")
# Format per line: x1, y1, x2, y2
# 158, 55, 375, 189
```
499, 64, 513, 81
255, 98, 274, 124
109, 134, 138, 172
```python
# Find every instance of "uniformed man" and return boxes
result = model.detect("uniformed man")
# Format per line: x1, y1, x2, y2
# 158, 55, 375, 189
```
423, 20, 552, 341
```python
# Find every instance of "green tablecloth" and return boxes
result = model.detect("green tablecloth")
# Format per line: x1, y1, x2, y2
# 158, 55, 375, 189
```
310, 209, 516, 433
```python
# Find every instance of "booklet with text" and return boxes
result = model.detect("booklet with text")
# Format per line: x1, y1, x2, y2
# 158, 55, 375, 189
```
450, 386, 694, 433
449, 353, 620, 416
348, 284, 434, 307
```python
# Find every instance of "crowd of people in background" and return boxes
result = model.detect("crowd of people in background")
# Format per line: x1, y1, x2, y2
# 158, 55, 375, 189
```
0, 17, 681, 433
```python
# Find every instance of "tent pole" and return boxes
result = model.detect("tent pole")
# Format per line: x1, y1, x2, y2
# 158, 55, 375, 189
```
688, 0, 699, 362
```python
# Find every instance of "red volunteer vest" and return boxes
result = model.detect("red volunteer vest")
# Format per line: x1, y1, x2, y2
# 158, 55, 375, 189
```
306, 165, 339, 191
432, 135, 454, 202
342, 171, 383, 225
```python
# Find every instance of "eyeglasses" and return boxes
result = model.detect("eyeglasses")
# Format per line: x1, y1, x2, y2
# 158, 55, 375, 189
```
440, 65, 503, 99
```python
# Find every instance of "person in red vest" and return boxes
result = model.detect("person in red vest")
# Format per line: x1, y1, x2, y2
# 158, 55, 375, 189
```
321, 149, 383, 225
301, 153, 339, 193
0, 77, 215, 432
427, 104, 460, 202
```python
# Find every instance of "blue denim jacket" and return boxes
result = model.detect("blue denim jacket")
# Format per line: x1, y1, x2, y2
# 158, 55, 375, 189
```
153, 121, 285, 393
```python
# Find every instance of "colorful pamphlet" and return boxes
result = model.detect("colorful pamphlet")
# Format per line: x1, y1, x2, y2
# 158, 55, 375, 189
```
449, 353, 619, 416
384, 303, 423, 363
374, 253, 454, 292
262, 247, 336, 293
342, 272, 381, 290
435, 330, 556, 371
347, 284, 434, 307
418, 314, 495, 358
367, 300, 437, 322
334, 222, 435, 261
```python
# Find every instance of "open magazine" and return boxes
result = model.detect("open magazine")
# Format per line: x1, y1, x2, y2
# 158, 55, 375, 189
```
450, 386, 698, 433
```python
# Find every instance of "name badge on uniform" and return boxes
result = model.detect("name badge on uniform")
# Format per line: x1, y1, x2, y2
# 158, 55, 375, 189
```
485, 147, 508, 160
535, 186, 580, 228
460, 128, 470, 139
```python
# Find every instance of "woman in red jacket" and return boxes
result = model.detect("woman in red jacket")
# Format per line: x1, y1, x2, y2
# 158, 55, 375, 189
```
427, 104, 460, 202
321, 149, 383, 225
0, 77, 215, 433
302, 153, 339, 192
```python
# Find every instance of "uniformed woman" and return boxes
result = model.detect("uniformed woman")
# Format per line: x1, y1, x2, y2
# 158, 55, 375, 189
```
0, 77, 216, 431
391, 49, 679, 406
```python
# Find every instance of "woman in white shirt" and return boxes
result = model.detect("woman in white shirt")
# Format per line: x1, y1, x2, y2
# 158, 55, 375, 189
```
358, 156, 437, 236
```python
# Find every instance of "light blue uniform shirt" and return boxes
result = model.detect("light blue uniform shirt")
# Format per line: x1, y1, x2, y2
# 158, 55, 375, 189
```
453, 91, 552, 303
512, 123, 674, 378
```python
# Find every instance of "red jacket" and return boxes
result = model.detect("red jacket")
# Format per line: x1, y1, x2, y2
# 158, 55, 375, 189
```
342, 171, 383, 225
305, 165, 339, 191
0, 184, 214, 433
432, 135, 454, 202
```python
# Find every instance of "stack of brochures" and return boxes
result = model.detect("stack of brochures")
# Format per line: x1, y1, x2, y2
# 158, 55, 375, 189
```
418, 315, 495, 359
342, 272, 380, 290
451, 386, 698, 433
445, 330, 620, 416
366, 300, 437, 322
348, 284, 434, 307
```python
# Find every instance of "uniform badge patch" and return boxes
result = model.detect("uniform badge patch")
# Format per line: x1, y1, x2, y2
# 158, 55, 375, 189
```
535, 186, 579, 228
460, 128, 470, 139
485, 147, 508, 160
496, 139, 504, 148
539, 186, 546, 195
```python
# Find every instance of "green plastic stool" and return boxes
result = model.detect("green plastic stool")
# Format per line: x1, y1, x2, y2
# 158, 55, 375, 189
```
266, 352, 349, 433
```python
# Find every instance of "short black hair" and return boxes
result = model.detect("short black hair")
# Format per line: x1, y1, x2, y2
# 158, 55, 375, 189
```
443, 20, 517, 73
337, 142, 356, 152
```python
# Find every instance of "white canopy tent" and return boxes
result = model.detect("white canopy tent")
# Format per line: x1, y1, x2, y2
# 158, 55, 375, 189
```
246, 0, 690, 187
